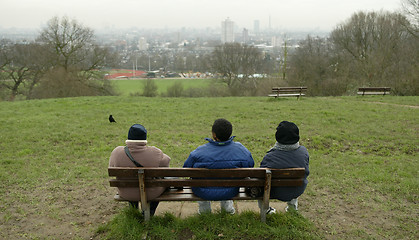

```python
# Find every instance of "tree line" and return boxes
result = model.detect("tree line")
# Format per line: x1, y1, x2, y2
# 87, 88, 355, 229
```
0, 17, 118, 100
289, 9, 418, 96
214, 8, 418, 96
1, 2, 418, 100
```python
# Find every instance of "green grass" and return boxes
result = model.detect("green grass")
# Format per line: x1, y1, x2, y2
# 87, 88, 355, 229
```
98, 207, 320, 240
111, 78, 212, 96
0, 96, 418, 239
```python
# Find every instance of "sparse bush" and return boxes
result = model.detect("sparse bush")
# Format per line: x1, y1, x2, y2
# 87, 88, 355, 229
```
0, 85, 9, 101
183, 87, 207, 97
142, 79, 158, 97
166, 82, 184, 97
253, 77, 287, 96
129, 91, 142, 97
206, 83, 230, 97
30, 68, 115, 99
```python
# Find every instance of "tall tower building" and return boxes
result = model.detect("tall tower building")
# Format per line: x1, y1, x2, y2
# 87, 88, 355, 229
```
138, 37, 148, 51
254, 20, 260, 35
271, 36, 282, 47
242, 28, 249, 43
221, 18, 235, 43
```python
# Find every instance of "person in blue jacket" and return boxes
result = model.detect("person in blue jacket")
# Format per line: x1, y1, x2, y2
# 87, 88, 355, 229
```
183, 118, 254, 214
259, 121, 309, 214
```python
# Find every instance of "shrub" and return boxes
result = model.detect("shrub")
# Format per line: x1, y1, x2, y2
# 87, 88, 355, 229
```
142, 79, 158, 97
166, 82, 184, 97
30, 67, 116, 99
183, 87, 207, 97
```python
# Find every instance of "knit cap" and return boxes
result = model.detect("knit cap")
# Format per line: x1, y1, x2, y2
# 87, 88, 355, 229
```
128, 124, 147, 140
275, 121, 299, 144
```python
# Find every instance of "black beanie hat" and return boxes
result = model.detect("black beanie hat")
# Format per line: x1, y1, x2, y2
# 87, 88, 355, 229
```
128, 124, 147, 140
275, 121, 300, 144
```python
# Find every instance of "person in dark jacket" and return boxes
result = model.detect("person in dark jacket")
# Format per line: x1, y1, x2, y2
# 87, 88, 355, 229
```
183, 118, 254, 214
259, 121, 309, 213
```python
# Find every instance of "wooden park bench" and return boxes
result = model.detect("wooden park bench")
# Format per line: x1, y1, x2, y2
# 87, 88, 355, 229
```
268, 87, 307, 99
108, 167, 305, 222
357, 87, 391, 96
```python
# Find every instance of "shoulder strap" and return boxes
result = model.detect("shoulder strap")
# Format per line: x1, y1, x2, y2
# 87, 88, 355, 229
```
124, 146, 144, 167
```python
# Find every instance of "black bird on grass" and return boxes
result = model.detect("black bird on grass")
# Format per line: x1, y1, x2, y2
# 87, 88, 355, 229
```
109, 115, 116, 123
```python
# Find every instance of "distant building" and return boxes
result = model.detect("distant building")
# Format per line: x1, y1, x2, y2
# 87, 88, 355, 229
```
254, 20, 260, 35
271, 36, 282, 47
138, 37, 148, 51
221, 18, 235, 43
242, 28, 249, 43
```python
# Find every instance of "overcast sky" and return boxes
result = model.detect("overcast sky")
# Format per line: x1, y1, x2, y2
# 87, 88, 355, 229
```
0, 0, 403, 31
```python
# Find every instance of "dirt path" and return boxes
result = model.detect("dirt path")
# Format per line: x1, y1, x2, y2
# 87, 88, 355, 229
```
367, 101, 419, 109
0, 182, 288, 239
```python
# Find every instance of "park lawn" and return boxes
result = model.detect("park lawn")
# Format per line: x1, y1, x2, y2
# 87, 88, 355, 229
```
111, 78, 212, 96
0, 96, 417, 239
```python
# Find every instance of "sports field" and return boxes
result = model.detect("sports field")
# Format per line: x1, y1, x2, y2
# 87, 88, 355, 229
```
111, 78, 212, 96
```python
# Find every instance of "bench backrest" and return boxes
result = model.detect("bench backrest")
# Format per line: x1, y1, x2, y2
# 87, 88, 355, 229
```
272, 87, 307, 93
358, 87, 391, 92
108, 167, 305, 188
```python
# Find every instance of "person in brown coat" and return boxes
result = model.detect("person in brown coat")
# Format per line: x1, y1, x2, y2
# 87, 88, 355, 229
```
109, 124, 170, 216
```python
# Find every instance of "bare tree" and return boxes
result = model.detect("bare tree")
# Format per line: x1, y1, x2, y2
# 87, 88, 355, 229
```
288, 36, 347, 96
401, 0, 419, 37
330, 11, 416, 94
287, 10, 418, 96
211, 43, 263, 95
32, 16, 117, 98
37, 16, 96, 71
0, 42, 48, 100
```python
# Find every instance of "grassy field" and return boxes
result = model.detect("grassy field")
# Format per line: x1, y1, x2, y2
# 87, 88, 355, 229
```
111, 78, 212, 96
0, 95, 418, 239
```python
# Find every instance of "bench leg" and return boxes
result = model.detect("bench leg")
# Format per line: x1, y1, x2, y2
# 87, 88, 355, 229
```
260, 200, 268, 222
138, 169, 151, 221
141, 201, 151, 221
261, 169, 272, 222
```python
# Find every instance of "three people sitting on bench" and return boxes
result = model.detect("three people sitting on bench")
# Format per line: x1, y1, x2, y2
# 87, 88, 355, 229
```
109, 120, 309, 216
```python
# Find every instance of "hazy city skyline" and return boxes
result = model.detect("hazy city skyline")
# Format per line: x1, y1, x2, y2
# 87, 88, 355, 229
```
0, 0, 403, 31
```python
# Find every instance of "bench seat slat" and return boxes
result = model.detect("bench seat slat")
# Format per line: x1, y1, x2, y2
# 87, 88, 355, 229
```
110, 178, 303, 188
115, 188, 263, 202
146, 179, 303, 187
357, 91, 389, 95
155, 192, 258, 201
110, 179, 265, 187
108, 167, 305, 178
114, 188, 271, 202
135, 187, 249, 195
269, 93, 306, 97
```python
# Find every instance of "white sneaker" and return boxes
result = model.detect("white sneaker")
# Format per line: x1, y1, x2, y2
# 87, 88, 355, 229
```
227, 208, 236, 215
266, 207, 276, 214
285, 206, 298, 212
